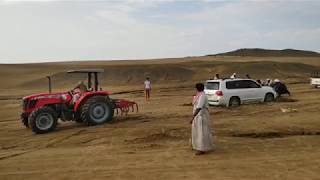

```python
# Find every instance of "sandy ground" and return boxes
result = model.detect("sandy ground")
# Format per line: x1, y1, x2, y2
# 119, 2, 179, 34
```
0, 57, 320, 179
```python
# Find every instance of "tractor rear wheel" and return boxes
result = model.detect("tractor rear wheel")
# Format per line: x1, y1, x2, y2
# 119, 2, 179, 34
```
29, 106, 58, 134
80, 96, 114, 125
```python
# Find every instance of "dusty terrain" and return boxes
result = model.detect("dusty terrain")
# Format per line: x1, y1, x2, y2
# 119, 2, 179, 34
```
0, 56, 320, 179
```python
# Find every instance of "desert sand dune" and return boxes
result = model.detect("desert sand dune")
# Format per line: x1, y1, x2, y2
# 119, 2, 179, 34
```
0, 56, 320, 179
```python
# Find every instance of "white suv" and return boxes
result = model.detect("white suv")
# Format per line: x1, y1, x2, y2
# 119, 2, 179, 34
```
204, 79, 277, 107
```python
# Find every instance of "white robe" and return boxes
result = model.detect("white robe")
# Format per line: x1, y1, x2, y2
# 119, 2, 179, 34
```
192, 93, 214, 151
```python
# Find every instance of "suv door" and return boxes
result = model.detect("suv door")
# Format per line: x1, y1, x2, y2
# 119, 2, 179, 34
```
244, 80, 264, 102
226, 80, 250, 103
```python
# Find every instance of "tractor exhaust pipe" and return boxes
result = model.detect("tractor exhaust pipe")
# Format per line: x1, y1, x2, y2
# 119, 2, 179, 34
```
47, 76, 52, 94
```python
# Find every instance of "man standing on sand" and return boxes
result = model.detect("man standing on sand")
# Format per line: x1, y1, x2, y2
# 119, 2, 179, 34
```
144, 77, 151, 101
190, 83, 214, 155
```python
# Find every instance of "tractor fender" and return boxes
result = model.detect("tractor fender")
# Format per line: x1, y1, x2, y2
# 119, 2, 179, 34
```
73, 91, 112, 112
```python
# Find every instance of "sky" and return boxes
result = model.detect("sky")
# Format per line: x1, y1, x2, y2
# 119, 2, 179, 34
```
0, 0, 320, 63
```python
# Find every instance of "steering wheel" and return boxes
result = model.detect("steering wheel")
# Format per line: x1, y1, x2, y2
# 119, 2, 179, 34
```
68, 90, 74, 97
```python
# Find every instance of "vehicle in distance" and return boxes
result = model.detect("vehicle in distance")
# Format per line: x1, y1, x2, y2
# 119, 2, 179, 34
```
311, 72, 320, 88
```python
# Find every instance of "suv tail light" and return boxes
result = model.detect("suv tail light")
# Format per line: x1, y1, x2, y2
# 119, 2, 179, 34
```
215, 90, 223, 96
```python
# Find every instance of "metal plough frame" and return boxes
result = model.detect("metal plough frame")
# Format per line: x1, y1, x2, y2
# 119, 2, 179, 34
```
113, 99, 138, 116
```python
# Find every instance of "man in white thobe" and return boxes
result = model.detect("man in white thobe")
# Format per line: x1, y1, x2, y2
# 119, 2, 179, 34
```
191, 83, 214, 155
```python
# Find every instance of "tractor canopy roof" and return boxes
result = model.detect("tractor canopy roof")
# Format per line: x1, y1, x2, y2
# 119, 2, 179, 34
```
67, 69, 104, 73
67, 69, 104, 92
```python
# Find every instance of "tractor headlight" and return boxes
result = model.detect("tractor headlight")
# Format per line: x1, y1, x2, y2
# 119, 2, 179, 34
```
28, 100, 38, 109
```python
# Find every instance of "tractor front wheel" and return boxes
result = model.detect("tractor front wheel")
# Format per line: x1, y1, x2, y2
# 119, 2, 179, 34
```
22, 117, 29, 128
21, 113, 29, 128
29, 106, 58, 134
80, 96, 114, 125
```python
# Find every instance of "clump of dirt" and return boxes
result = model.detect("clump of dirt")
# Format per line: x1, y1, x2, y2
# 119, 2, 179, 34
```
125, 128, 188, 144
233, 132, 284, 139
232, 130, 320, 139
113, 90, 143, 95
181, 103, 192, 106
277, 97, 298, 103
131, 143, 166, 150
280, 107, 298, 113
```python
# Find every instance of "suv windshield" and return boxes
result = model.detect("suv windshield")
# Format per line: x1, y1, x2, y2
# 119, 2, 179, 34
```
205, 82, 220, 90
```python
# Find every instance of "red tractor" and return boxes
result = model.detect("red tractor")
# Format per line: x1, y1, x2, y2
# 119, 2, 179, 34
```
21, 69, 138, 134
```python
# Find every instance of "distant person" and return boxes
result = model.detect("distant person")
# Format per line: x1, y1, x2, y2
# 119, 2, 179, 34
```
246, 74, 251, 79
265, 79, 272, 86
271, 79, 291, 97
272, 79, 280, 86
214, 73, 220, 80
268, 79, 273, 86
256, 79, 262, 85
144, 77, 151, 101
190, 83, 214, 155
230, 73, 237, 79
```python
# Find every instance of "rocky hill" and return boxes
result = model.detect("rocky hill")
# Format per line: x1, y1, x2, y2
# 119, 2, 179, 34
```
212, 48, 320, 57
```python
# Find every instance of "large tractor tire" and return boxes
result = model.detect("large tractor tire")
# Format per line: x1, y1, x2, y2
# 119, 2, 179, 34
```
29, 106, 58, 134
80, 96, 114, 126
21, 114, 29, 128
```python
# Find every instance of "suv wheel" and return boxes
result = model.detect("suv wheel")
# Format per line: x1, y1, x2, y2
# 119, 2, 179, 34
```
229, 97, 240, 107
264, 93, 275, 102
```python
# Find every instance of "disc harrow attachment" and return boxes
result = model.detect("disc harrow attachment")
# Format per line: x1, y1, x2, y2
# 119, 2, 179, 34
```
113, 99, 138, 115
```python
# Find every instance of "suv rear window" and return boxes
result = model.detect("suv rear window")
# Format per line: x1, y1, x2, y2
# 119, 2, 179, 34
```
205, 82, 220, 90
